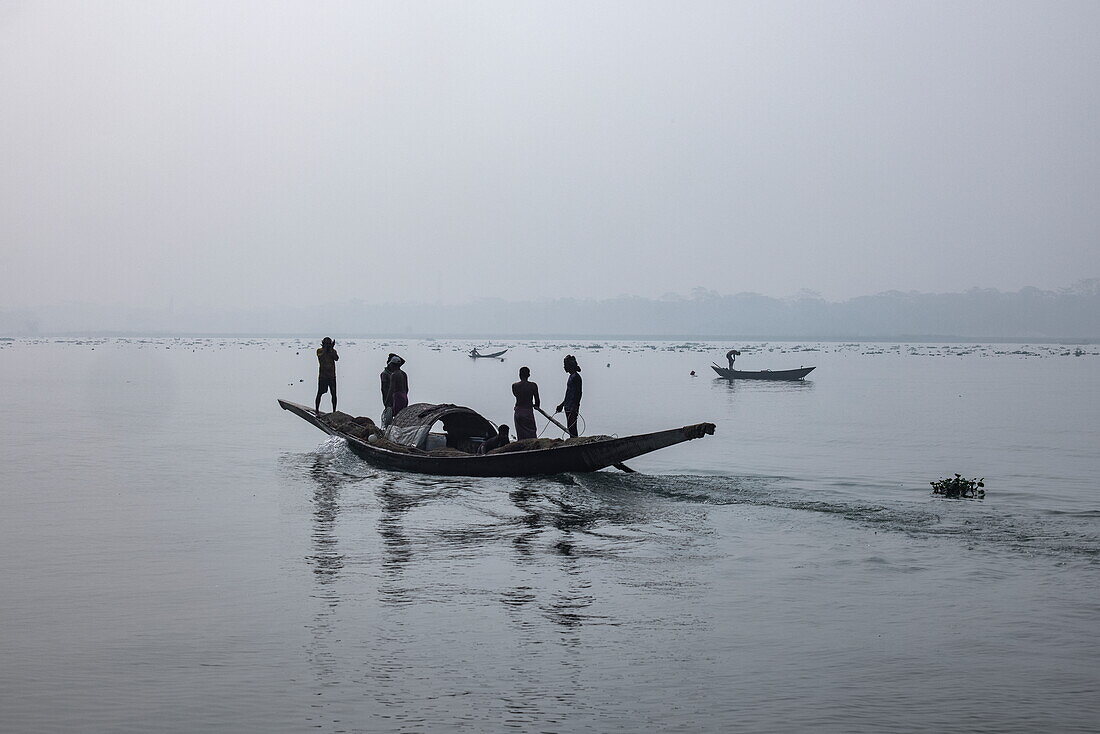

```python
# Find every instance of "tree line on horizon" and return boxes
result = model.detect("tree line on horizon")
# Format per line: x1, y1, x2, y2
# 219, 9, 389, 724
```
2, 281, 1098, 340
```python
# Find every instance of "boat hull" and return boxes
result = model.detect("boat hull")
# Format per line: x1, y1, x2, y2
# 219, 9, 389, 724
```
279, 399, 714, 477
711, 365, 815, 381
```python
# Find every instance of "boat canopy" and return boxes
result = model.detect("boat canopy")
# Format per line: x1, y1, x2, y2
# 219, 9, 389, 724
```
384, 402, 497, 449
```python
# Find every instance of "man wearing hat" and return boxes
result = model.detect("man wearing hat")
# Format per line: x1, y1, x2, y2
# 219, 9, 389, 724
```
381, 353, 408, 427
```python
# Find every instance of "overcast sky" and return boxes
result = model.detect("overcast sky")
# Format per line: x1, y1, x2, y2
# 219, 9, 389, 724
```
2, 1, 1098, 310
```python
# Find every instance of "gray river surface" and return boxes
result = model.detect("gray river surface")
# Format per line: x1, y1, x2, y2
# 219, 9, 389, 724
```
1, 338, 1098, 733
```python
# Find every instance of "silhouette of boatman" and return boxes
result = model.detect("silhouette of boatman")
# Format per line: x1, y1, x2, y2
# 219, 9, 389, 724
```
555, 355, 582, 437
512, 367, 541, 440
315, 337, 339, 413
381, 354, 408, 427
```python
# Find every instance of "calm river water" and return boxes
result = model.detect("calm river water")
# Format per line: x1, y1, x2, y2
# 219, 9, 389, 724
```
1, 337, 1097, 733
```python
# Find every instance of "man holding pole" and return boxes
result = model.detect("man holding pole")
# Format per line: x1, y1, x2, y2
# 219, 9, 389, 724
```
555, 354, 582, 438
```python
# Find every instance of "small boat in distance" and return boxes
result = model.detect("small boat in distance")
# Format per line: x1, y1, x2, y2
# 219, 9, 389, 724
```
711, 364, 816, 381
279, 399, 715, 477
469, 348, 508, 358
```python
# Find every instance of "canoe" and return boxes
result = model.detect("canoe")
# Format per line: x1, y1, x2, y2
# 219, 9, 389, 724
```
279, 399, 715, 477
470, 349, 508, 358
711, 364, 815, 381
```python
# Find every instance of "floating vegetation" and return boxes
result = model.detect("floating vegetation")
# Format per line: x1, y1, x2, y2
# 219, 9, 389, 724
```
931, 474, 986, 499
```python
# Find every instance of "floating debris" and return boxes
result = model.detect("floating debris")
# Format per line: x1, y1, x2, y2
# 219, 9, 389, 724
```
931, 474, 986, 499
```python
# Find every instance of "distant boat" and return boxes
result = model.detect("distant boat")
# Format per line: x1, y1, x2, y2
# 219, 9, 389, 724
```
711, 364, 815, 381
469, 348, 508, 358
278, 399, 715, 477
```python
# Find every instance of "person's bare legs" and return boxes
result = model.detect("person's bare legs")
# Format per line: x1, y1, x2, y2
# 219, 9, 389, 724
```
316, 379, 336, 413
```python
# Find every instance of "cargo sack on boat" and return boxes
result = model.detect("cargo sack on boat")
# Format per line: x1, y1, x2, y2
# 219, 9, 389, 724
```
346, 416, 381, 439
488, 437, 563, 454
366, 433, 427, 454
319, 411, 356, 430
427, 448, 470, 457
561, 435, 613, 446
345, 423, 382, 440
319, 412, 382, 440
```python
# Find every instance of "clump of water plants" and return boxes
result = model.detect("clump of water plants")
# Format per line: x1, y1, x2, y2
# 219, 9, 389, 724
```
931, 474, 985, 499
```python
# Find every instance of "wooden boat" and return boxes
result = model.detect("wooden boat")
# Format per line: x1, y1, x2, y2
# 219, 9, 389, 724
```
711, 364, 815, 381
469, 348, 508, 358
279, 399, 715, 477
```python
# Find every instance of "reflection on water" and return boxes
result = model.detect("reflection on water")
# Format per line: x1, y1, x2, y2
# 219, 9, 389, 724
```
290, 450, 660, 728
307, 455, 344, 582
712, 376, 815, 393
377, 477, 416, 575
301, 451, 354, 694
506, 480, 601, 634
509, 484, 542, 557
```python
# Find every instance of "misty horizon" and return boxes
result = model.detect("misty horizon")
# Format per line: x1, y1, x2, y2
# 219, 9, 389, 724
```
4, 279, 1097, 340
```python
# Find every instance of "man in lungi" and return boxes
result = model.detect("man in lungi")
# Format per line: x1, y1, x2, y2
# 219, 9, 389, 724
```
511, 366, 541, 440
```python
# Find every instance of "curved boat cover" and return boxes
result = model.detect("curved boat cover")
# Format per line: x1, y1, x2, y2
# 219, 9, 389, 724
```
384, 402, 497, 448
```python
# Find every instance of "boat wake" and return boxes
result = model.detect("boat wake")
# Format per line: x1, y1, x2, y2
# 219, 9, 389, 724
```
572, 472, 1100, 562
285, 441, 1099, 563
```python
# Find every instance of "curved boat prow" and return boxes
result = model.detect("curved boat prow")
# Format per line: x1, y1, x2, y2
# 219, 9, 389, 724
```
591, 422, 716, 467
278, 399, 338, 436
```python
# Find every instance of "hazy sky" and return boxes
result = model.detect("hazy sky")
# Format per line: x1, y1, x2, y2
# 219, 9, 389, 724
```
2, 1, 1098, 310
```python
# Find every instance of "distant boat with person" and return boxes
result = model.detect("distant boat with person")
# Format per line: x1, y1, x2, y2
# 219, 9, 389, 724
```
711, 364, 815, 381
712, 347, 815, 381
469, 348, 508, 359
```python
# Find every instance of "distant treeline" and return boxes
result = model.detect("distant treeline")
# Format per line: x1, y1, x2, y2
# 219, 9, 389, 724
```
4, 281, 1099, 340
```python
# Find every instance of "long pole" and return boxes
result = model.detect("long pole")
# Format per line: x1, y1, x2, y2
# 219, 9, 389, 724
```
534, 406, 636, 473
535, 406, 570, 434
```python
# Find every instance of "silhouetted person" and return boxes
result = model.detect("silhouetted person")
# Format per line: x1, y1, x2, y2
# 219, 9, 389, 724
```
479, 424, 510, 454
555, 354, 582, 437
315, 337, 339, 413
385, 354, 408, 423
380, 353, 394, 409
512, 367, 540, 440
726, 349, 741, 370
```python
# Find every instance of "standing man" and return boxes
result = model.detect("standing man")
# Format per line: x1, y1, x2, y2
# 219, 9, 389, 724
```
380, 352, 394, 421
380, 353, 396, 427
315, 337, 339, 413
554, 354, 582, 438
383, 354, 408, 424
726, 349, 741, 370
512, 367, 540, 440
